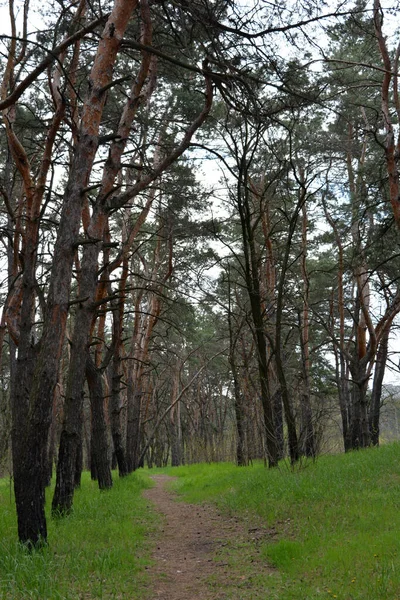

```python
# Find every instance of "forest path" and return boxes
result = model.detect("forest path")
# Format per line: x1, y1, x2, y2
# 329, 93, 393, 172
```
143, 474, 272, 600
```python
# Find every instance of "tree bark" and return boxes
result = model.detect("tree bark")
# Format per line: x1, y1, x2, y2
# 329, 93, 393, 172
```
237, 172, 279, 467
52, 0, 155, 513
349, 352, 370, 450
299, 197, 316, 458
110, 352, 129, 476
226, 273, 248, 466
272, 389, 284, 459
108, 253, 129, 477
323, 194, 352, 452
369, 328, 389, 445
86, 356, 113, 490
126, 383, 142, 472
170, 405, 183, 467
52, 309, 89, 514
231, 362, 248, 466
11, 0, 139, 546
374, 0, 400, 228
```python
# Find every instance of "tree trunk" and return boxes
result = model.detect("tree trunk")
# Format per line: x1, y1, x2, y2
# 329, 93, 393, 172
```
90, 445, 98, 481
334, 348, 352, 452
374, 0, 400, 229
12, 376, 47, 546
238, 184, 279, 467
170, 397, 183, 467
226, 271, 248, 467
272, 389, 284, 460
369, 328, 389, 445
232, 367, 248, 466
274, 352, 300, 463
110, 355, 129, 476
45, 389, 59, 487
109, 285, 129, 477
126, 383, 142, 472
299, 200, 316, 458
52, 0, 155, 507
52, 313, 89, 514
267, 175, 301, 464
86, 356, 113, 490
11, 0, 139, 545
11, 340, 48, 547
350, 361, 370, 449
323, 195, 352, 452
74, 434, 83, 488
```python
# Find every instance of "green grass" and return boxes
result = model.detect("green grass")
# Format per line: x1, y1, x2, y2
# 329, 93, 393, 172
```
158, 443, 400, 599
0, 472, 156, 599
2, 444, 400, 599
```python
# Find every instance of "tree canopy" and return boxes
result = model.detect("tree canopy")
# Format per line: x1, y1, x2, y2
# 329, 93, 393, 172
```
1, 0, 400, 546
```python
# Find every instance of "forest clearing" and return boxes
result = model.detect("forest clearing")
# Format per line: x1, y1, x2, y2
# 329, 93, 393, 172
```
1, 442, 400, 599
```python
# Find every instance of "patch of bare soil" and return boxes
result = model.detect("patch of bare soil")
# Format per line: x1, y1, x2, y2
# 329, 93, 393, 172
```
143, 474, 275, 600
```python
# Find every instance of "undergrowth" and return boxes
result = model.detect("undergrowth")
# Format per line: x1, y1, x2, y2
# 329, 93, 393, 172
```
159, 443, 400, 599
0, 471, 156, 599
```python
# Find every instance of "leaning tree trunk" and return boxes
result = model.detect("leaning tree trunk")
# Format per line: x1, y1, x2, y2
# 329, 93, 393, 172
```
10, 0, 139, 546
260, 172, 301, 465
5, 0, 214, 544
53, 0, 155, 513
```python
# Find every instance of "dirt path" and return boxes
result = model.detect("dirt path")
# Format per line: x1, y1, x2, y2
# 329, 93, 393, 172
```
143, 474, 272, 600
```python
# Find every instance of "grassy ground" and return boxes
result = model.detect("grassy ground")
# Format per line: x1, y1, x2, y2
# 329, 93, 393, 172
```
0, 472, 156, 599
160, 443, 400, 600
1, 444, 400, 599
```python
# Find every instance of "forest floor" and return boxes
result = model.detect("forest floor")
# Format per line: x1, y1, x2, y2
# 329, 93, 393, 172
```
143, 474, 274, 600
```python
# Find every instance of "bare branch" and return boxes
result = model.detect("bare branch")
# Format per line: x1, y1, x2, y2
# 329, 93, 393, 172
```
0, 15, 107, 111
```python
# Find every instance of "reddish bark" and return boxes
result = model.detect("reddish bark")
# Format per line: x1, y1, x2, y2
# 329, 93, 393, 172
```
12, 0, 139, 545
374, 0, 400, 228
52, 0, 212, 514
